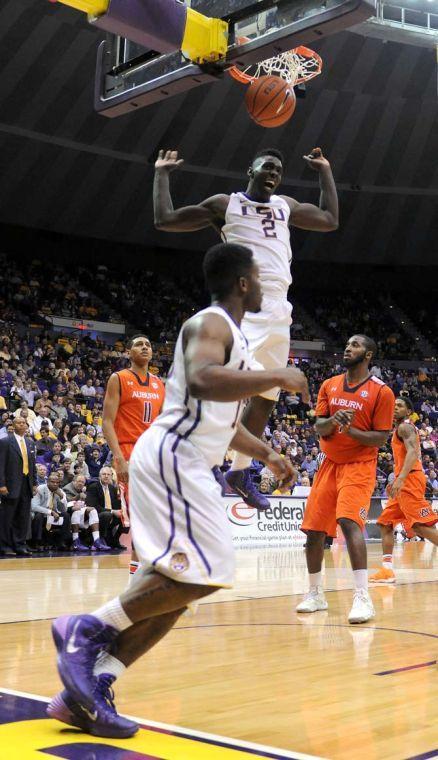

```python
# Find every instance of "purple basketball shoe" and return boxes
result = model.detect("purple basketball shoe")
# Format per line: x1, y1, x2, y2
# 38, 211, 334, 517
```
225, 468, 270, 510
52, 614, 117, 710
47, 676, 138, 739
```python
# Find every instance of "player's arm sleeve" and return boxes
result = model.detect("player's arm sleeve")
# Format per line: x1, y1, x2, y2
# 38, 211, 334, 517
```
315, 381, 330, 417
372, 386, 395, 430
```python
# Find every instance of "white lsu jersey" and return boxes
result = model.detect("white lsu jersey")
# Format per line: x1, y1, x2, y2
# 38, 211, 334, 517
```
154, 305, 251, 467
221, 192, 292, 299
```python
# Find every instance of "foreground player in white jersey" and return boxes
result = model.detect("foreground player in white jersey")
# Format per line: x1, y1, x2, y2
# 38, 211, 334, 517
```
154, 147, 338, 509
49, 243, 309, 739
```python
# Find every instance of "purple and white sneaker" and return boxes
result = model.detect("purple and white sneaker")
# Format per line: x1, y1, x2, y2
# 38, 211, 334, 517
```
52, 614, 117, 710
91, 538, 110, 552
225, 468, 270, 510
47, 677, 138, 739
72, 539, 89, 552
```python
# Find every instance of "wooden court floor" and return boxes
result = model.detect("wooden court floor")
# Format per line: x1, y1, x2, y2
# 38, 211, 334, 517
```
0, 542, 436, 760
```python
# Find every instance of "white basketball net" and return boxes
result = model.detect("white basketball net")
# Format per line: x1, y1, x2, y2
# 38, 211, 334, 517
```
242, 50, 321, 85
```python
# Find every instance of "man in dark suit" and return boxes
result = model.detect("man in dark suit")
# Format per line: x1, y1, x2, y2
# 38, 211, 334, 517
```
86, 466, 128, 550
0, 417, 37, 556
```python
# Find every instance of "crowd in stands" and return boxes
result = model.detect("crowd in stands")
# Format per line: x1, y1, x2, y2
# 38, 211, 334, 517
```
0, 318, 435, 557
0, 253, 436, 555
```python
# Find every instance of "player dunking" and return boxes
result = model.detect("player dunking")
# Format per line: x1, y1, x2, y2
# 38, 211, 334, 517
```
153, 146, 338, 510
48, 243, 309, 738
370, 396, 438, 583
102, 335, 165, 580
296, 335, 395, 624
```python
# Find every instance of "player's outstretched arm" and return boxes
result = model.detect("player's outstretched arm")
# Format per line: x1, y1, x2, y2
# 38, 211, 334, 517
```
282, 148, 338, 232
102, 373, 129, 483
153, 149, 228, 231
184, 313, 309, 402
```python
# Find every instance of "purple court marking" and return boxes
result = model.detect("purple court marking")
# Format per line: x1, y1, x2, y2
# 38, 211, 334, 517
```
404, 751, 438, 760
375, 660, 437, 676
42, 745, 160, 759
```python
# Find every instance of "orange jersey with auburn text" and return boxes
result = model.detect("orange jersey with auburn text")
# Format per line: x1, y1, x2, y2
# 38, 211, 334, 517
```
392, 421, 423, 477
316, 373, 395, 464
113, 369, 165, 448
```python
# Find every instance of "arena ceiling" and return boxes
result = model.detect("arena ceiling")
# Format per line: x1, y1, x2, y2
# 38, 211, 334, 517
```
0, 0, 437, 265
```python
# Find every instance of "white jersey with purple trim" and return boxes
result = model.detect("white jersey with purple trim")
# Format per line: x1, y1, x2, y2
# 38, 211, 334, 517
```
221, 192, 292, 299
153, 305, 251, 467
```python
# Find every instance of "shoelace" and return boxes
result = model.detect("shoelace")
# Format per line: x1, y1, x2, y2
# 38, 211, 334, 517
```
95, 675, 116, 713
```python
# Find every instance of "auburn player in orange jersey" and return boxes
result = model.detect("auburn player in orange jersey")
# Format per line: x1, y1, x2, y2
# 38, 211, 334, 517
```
103, 335, 165, 580
370, 396, 438, 583
296, 335, 395, 624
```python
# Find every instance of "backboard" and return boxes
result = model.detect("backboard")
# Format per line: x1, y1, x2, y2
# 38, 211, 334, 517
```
94, 0, 375, 117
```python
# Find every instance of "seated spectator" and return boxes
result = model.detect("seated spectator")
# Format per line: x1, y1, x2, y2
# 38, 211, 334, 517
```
35, 427, 55, 457
69, 451, 90, 480
86, 466, 128, 550
30, 472, 72, 552
43, 440, 65, 466
59, 458, 73, 488
85, 445, 107, 479
259, 477, 274, 496
301, 453, 318, 479
31, 406, 53, 434
13, 400, 36, 423
426, 469, 438, 496
67, 484, 109, 552
36, 463, 48, 485
52, 395, 68, 421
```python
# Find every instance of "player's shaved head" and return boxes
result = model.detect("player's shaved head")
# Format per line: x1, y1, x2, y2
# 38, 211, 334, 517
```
203, 243, 254, 300
252, 147, 284, 165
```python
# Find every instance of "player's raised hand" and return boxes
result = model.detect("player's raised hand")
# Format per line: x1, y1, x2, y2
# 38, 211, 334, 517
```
155, 149, 184, 172
264, 451, 298, 490
303, 147, 330, 172
276, 368, 310, 404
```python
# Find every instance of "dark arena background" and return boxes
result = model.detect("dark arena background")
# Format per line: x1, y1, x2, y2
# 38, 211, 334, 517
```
0, 1, 436, 759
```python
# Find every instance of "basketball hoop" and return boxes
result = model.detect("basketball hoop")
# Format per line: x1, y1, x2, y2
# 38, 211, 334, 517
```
228, 43, 322, 86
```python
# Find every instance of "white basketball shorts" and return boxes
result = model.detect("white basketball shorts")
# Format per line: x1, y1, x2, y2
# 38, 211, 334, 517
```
241, 295, 292, 401
129, 424, 235, 588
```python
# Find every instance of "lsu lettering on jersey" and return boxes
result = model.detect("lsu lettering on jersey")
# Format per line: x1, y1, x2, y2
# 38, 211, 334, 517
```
114, 369, 165, 453
392, 421, 423, 477
221, 193, 292, 299
154, 305, 250, 467
316, 374, 395, 464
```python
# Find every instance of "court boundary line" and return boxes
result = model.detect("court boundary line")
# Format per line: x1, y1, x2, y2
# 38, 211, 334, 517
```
1, 578, 437, 626
0, 687, 325, 760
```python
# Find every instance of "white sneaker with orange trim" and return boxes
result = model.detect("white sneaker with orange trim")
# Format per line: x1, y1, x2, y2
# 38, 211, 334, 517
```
369, 567, 396, 584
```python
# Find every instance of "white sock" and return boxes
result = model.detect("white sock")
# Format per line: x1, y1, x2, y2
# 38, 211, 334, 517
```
72, 532, 79, 541
309, 572, 322, 591
353, 569, 368, 591
92, 531, 99, 541
93, 597, 132, 631
382, 554, 393, 569
94, 653, 126, 680
231, 452, 252, 471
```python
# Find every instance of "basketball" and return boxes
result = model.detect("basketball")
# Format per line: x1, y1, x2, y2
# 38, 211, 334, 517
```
244, 75, 296, 128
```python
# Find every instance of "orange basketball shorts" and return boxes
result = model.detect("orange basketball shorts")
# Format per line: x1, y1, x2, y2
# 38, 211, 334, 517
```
120, 442, 136, 461
378, 471, 437, 530
301, 457, 377, 537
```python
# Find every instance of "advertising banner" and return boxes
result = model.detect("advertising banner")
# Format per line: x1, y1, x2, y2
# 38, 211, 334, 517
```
225, 496, 307, 547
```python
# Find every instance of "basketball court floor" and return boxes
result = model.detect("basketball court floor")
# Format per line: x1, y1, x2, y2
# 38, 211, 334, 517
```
0, 542, 436, 759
